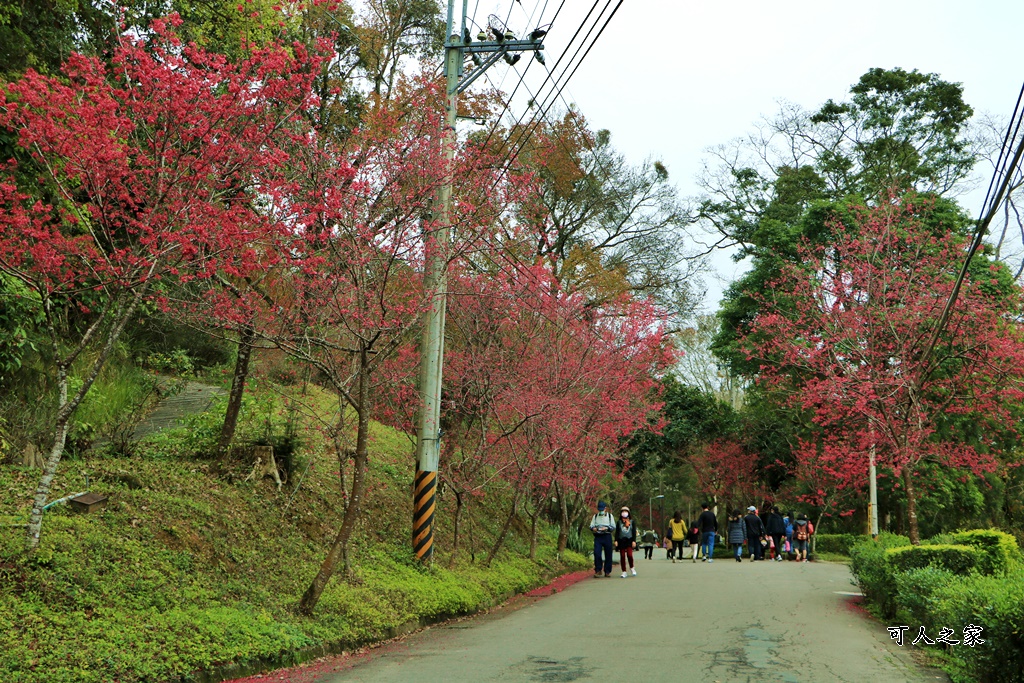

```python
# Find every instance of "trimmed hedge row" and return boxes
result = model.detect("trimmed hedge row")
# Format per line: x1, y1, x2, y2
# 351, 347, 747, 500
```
814, 533, 859, 555
849, 529, 1024, 683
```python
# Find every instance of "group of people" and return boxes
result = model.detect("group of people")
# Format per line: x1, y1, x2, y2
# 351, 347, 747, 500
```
589, 500, 816, 577
723, 506, 814, 562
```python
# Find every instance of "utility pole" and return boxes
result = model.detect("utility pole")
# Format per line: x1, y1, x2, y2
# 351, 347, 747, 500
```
413, 1, 545, 563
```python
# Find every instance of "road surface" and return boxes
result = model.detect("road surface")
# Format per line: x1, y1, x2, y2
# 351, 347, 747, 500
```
311, 555, 947, 682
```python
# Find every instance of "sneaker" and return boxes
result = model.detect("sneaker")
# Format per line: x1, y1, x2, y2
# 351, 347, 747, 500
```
702, 557, 707, 562
672, 558, 676, 563
707, 558, 713, 563
631, 568, 637, 576
594, 573, 602, 579
621, 572, 628, 578
605, 572, 612, 577
736, 557, 741, 562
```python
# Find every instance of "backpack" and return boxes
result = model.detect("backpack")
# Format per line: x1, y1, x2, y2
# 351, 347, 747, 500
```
794, 523, 809, 541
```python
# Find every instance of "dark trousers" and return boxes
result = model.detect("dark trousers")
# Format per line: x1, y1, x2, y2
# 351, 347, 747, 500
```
771, 534, 784, 558
594, 534, 614, 574
750, 536, 764, 560
643, 545, 654, 559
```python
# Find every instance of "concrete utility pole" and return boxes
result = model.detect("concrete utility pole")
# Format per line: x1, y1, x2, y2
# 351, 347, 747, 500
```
413, 1, 545, 563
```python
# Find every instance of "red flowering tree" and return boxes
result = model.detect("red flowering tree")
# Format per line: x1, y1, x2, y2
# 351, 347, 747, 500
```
742, 196, 1024, 543
686, 439, 764, 513
0, 20, 320, 549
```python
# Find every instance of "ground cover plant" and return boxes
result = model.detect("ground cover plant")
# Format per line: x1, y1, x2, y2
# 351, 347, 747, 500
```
0, 378, 587, 683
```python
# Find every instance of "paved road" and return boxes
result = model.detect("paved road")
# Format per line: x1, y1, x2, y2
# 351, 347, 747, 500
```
316, 554, 946, 683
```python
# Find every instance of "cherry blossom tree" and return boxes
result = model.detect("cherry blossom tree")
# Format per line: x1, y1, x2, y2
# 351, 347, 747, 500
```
0, 20, 321, 549
742, 196, 1024, 543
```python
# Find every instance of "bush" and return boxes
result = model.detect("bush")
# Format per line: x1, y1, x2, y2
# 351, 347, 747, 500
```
935, 529, 1023, 576
887, 544, 979, 575
929, 570, 1024, 683
849, 533, 912, 617
892, 566, 958, 626
814, 533, 859, 555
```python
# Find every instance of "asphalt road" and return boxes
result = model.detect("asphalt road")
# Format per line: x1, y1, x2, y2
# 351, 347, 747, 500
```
317, 553, 946, 683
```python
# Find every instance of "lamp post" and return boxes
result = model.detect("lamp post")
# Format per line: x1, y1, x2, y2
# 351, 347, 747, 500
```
649, 494, 664, 531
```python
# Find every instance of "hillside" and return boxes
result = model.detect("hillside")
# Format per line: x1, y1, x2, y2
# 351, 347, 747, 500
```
0, 383, 587, 683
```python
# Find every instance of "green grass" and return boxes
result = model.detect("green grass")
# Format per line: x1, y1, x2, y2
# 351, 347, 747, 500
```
0, 382, 586, 683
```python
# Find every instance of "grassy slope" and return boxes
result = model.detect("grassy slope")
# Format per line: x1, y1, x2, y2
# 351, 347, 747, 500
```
0, 388, 587, 683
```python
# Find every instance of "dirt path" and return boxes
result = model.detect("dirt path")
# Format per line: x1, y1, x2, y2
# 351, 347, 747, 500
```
280, 555, 947, 683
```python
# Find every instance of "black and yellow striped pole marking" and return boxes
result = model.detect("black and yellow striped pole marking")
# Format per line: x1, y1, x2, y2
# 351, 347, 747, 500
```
413, 469, 437, 561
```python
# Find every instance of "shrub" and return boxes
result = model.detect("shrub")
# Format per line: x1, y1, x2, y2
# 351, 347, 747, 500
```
929, 570, 1024, 683
887, 544, 979, 575
892, 566, 957, 626
849, 534, 912, 617
939, 529, 1022, 576
814, 533, 859, 555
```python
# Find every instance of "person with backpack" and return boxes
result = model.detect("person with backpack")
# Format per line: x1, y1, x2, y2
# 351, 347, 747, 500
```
765, 506, 787, 561
615, 506, 638, 577
744, 506, 766, 561
640, 527, 658, 560
589, 501, 616, 577
726, 509, 746, 562
697, 502, 718, 562
783, 511, 795, 558
793, 513, 814, 562
667, 512, 687, 563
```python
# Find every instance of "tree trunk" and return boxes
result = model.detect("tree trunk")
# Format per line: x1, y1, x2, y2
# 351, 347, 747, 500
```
485, 490, 520, 566
26, 368, 72, 550
528, 507, 538, 560
217, 324, 256, 457
556, 485, 570, 554
904, 467, 921, 545
299, 356, 371, 615
450, 490, 464, 568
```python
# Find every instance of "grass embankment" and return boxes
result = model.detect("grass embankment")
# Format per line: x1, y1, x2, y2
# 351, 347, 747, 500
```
0, 385, 587, 683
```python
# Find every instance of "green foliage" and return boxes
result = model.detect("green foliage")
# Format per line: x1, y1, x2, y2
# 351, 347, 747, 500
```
928, 529, 1023, 576
849, 533, 910, 616
928, 570, 1024, 683
891, 566, 957, 625
887, 544, 979, 575
139, 349, 194, 377
813, 533, 859, 555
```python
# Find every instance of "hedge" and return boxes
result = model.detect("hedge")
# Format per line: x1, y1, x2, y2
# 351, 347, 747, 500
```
887, 544, 979, 575
850, 530, 1024, 683
814, 533, 859, 555
928, 529, 1023, 576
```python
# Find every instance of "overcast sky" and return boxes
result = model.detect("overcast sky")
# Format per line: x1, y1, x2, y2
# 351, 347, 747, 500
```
467, 0, 1024, 312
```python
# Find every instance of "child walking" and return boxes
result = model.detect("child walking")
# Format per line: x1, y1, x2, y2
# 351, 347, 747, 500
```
615, 506, 638, 577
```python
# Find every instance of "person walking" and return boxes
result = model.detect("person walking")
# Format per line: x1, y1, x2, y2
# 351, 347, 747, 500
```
589, 501, 615, 577
687, 519, 701, 561
744, 506, 766, 561
793, 513, 814, 562
667, 512, 687, 563
765, 506, 787, 561
783, 511, 795, 558
615, 506, 638, 577
697, 502, 718, 562
726, 509, 746, 562
640, 527, 658, 560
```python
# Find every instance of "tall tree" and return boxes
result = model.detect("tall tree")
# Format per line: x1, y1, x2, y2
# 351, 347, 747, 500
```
0, 21, 320, 549
740, 195, 1024, 543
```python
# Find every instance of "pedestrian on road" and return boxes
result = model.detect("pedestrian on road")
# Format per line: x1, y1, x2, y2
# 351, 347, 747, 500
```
765, 506, 787, 561
697, 502, 718, 562
640, 528, 658, 560
783, 511, 795, 557
793, 513, 814, 562
667, 512, 687, 563
589, 501, 615, 577
687, 520, 701, 561
744, 506, 766, 561
726, 509, 746, 562
615, 506, 638, 577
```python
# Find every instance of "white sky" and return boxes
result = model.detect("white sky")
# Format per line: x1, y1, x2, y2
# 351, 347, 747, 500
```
467, 0, 1024, 312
